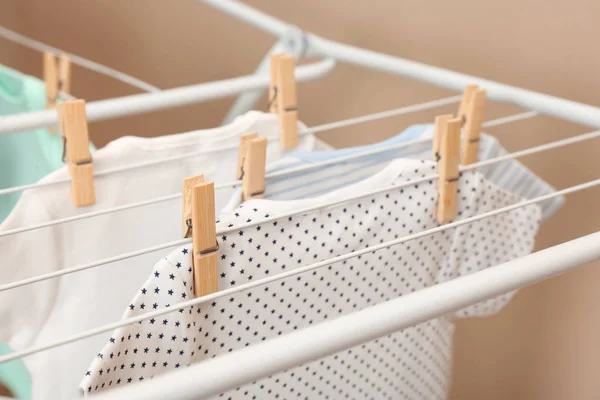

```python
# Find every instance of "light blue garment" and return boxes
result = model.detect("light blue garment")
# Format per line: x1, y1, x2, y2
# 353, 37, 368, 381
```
221, 124, 563, 221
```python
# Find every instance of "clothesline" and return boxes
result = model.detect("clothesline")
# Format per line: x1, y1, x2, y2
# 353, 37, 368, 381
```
0, 177, 597, 365
0, 25, 160, 93
0, 95, 462, 198
2, 126, 599, 292
0, 108, 539, 239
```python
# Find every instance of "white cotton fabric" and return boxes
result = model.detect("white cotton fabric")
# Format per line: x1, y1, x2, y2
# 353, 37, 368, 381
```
0, 111, 329, 400
81, 158, 541, 399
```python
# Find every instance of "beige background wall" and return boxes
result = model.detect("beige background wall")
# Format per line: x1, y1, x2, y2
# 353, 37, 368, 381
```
2, 1, 600, 398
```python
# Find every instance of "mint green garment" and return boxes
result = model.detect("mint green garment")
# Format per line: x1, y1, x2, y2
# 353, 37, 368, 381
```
0, 64, 94, 399
0, 64, 69, 223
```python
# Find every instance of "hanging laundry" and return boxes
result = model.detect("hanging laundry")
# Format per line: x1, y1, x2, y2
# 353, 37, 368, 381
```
221, 124, 563, 220
0, 63, 87, 400
0, 111, 329, 400
81, 158, 541, 399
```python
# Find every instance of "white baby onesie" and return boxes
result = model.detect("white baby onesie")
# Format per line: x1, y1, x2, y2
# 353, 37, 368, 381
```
81, 158, 541, 399
0, 111, 329, 400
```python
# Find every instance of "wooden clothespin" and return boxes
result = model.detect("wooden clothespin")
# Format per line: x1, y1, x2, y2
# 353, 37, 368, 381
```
432, 114, 453, 162
57, 100, 95, 207
461, 88, 487, 165
44, 52, 72, 133
182, 174, 206, 238
58, 53, 72, 95
269, 54, 298, 149
437, 117, 462, 223
238, 134, 267, 202
43, 52, 59, 111
190, 181, 218, 297
236, 132, 258, 180
457, 84, 478, 124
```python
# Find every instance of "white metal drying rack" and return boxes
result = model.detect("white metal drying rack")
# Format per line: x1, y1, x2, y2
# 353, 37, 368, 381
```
1, 2, 600, 399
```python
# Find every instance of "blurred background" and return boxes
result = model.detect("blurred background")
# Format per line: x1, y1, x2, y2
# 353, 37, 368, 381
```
2, 0, 600, 398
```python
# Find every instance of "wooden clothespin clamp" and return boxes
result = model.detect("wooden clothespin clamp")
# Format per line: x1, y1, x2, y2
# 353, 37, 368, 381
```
237, 132, 267, 202
432, 114, 453, 163
269, 54, 298, 149
57, 100, 95, 207
182, 175, 218, 297
459, 85, 487, 165
436, 117, 462, 223
457, 84, 478, 124
44, 52, 71, 133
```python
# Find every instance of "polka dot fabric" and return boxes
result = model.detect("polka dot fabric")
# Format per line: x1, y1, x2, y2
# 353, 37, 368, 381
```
80, 159, 541, 399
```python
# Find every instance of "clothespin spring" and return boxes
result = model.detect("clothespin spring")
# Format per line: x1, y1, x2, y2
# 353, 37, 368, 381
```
199, 242, 220, 255
184, 219, 193, 239
265, 87, 278, 111
61, 136, 92, 165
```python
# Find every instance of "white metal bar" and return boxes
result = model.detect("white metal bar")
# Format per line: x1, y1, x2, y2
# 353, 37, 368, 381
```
1, 178, 598, 364
0, 25, 160, 93
204, 0, 600, 129
310, 35, 600, 128
90, 230, 600, 400
0, 58, 335, 134
201, 0, 288, 37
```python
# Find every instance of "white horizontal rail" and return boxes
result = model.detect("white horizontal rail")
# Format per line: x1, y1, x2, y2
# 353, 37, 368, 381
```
0, 58, 335, 134
90, 230, 600, 400
311, 36, 600, 128
201, 0, 288, 37
204, 0, 600, 129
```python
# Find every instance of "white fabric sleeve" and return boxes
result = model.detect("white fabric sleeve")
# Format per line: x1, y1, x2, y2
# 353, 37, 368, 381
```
449, 172, 542, 318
